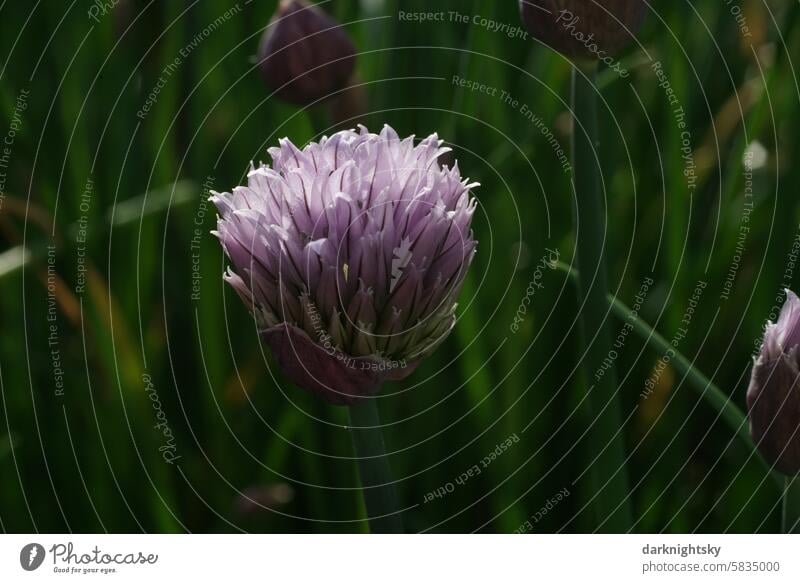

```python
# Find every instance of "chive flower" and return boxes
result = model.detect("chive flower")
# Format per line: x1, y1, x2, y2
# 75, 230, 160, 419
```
211, 125, 478, 404
747, 289, 800, 475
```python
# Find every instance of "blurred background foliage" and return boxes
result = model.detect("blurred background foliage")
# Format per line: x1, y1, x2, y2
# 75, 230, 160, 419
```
0, 0, 796, 532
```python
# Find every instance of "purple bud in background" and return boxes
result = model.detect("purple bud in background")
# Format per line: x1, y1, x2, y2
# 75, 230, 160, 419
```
258, 0, 357, 105
747, 289, 800, 475
519, 0, 646, 60
212, 125, 478, 405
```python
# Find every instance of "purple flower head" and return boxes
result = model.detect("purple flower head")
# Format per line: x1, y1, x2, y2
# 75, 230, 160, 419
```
747, 289, 800, 475
212, 125, 478, 405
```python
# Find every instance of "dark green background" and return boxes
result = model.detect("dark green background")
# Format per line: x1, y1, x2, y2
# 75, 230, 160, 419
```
0, 0, 795, 532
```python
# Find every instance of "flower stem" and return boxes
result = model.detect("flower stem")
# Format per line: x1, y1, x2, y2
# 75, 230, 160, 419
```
570, 62, 633, 531
347, 399, 404, 533
782, 476, 800, 533
556, 260, 784, 490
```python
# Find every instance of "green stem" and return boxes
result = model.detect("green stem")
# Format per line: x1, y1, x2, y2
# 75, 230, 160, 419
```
782, 476, 800, 533
556, 261, 783, 490
308, 106, 333, 138
347, 399, 404, 533
611, 286, 782, 488
570, 63, 633, 531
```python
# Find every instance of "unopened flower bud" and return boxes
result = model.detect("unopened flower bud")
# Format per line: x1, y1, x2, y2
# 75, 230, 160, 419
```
258, 0, 357, 105
519, 0, 646, 59
747, 290, 800, 475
